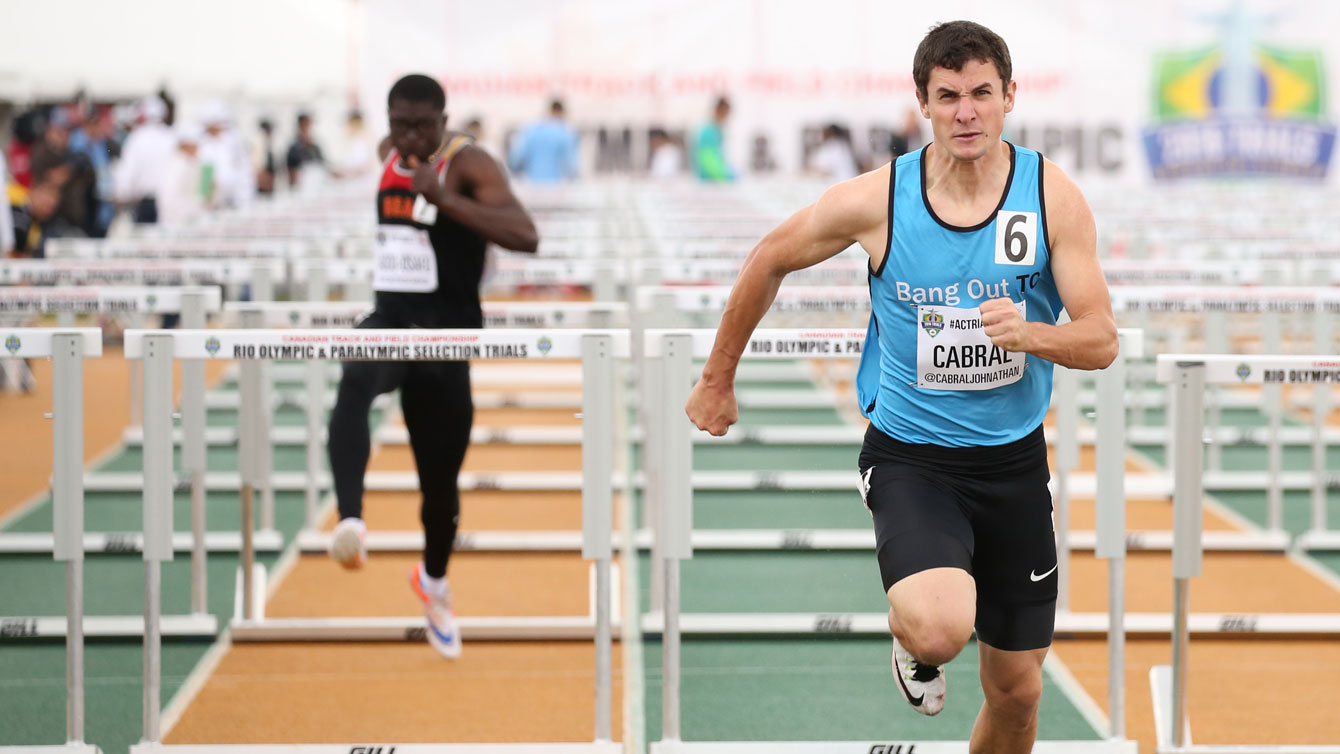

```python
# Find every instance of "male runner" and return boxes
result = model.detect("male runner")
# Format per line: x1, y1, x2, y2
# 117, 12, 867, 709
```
685, 21, 1117, 753
327, 74, 538, 659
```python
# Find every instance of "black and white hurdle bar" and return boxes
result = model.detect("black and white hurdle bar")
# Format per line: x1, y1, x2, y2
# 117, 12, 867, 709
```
124, 327, 626, 748
0, 329, 102, 754
1150, 355, 1340, 754
642, 328, 1137, 753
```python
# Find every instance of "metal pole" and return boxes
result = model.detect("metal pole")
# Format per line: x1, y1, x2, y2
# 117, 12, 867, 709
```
240, 310, 275, 533
53, 333, 85, 743
1204, 313, 1228, 471
1053, 366, 1077, 615
238, 351, 262, 622
181, 293, 208, 615
304, 269, 330, 531
1095, 348, 1127, 739
659, 333, 693, 743
128, 312, 145, 431
1266, 382, 1283, 532
1311, 310, 1333, 536
581, 335, 615, 742
1170, 361, 1205, 749
663, 558, 682, 742
141, 333, 175, 744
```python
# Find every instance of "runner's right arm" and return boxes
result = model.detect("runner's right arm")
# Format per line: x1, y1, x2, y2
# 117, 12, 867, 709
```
686, 164, 889, 436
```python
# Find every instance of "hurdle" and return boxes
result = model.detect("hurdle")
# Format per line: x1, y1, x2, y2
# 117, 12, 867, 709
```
0, 288, 262, 565
642, 327, 1137, 753
0, 329, 102, 754
1150, 355, 1340, 754
639, 326, 1340, 639
125, 326, 624, 751
0, 328, 213, 638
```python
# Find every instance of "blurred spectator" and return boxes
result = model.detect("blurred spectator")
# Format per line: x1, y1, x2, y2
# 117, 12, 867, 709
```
750, 134, 777, 174
157, 123, 207, 226
648, 127, 683, 178
807, 123, 861, 181
285, 111, 326, 189
889, 108, 924, 158
508, 99, 578, 183
9, 177, 70, 257
158, 87, 176, 127
7, 110, 42, 189
335, 110, 376, 179
114, 96, 176, 223
464, 117, 485, 143
255, 118, 277, 195
31, 108, 96, 236
70, 108, 117, 236
0, 151, 13, 255
693, 97, 733, 181
198, 100, 255, 208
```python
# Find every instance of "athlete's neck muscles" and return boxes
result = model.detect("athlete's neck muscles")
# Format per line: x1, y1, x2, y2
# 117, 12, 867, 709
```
925, 140, 1010, 208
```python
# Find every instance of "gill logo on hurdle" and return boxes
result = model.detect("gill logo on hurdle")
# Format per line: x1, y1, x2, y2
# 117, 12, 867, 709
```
868, 745, 919, 754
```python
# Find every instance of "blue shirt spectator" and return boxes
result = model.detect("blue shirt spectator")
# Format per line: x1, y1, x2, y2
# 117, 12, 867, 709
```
509, 100, 578, 183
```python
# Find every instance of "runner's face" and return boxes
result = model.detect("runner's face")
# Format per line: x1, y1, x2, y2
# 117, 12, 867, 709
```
918, 60, 1014, 162
388, 99, 446, 162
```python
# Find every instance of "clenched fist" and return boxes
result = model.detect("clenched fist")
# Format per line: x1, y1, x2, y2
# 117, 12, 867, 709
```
406, 155, 445, 207
685, 377, 738, 437
980, 297, 1031, 352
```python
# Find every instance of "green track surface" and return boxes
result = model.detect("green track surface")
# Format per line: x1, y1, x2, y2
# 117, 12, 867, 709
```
0, 382, 319, 752
642, 639, 1101, 742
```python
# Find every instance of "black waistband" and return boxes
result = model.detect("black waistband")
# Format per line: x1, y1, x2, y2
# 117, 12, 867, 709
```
859, 423, 1047, 476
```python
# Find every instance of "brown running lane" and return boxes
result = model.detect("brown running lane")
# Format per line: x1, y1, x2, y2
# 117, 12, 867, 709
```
166, 403, 621, 743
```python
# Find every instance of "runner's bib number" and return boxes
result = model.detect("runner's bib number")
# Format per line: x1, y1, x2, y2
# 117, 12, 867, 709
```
374, 224, 438, 293
915, 301, 1026, 391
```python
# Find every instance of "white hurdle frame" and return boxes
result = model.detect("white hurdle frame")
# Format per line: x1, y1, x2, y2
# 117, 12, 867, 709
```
644, 327, 1137, 752
0, 289, 242, 564
0, 329, 103, 754
1150, 354, 1340, 754
124, 327, 625, 750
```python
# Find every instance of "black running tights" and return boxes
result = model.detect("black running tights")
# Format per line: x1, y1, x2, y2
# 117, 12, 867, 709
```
328, 357, 473, 578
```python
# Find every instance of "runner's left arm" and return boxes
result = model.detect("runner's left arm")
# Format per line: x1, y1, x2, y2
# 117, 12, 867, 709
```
980, 159, 1117, 370
418, 147, 539, 253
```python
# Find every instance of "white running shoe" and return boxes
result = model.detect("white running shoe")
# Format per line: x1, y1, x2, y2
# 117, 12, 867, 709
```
892, 636, 946, 716
409, 563, 461, 659
328, 518, 367, 570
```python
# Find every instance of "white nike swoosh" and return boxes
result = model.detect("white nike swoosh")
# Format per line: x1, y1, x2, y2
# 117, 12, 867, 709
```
1030, 565, 1058, 582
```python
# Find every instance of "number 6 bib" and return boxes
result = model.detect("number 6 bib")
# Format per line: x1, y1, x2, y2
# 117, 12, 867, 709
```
915, 301, 1027, 391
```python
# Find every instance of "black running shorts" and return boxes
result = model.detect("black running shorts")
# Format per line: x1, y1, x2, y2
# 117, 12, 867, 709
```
858, 423, 1057, 651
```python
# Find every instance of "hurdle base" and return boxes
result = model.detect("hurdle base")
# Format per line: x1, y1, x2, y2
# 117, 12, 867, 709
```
0, 614, 217, 640
132, 744, 623, 754
1066, 529, 1290, 553
651, 741, 1136, 753
0, 745, 102, 754
1296, 530, 1340, 552
1149, 665, 1340, 753
638, 611, 1340, 637
228, 616, 613, 642
0, 530, 284, 555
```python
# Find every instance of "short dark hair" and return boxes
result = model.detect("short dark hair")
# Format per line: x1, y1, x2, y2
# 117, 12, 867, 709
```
388, 74, 446, 111
549, 99, 565, 115
912, 21, 1012, 102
